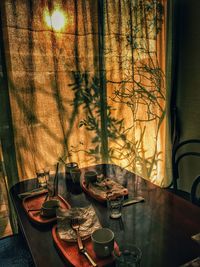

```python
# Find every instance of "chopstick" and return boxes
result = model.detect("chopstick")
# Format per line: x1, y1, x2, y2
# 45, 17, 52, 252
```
18, 188, 47, 199
58, 157, 66, 164
28, 208, 41, 212
53, 162, 59, 197
123, 196, 145, 207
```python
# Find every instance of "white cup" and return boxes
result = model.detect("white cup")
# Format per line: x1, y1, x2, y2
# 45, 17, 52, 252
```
91, 228, 114, 258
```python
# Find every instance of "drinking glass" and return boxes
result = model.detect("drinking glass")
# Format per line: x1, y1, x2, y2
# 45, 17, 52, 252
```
36, 169, 50, 188
115, 243, 142, 267
107, 193, 124, 219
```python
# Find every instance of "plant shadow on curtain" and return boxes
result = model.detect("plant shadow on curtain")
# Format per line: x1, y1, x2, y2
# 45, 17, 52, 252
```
2, 0, 171, 187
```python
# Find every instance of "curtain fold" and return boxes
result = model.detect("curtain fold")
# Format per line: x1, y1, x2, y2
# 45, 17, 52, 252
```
0, 0, 171, 187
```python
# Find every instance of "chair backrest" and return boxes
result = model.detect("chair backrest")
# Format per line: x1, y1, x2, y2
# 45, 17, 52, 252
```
172, 139, 200, 206
191, 175, 200, 206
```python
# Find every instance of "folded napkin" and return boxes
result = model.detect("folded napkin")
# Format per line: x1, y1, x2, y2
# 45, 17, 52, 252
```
18, 187, 47, 199
56, 205, 101, 242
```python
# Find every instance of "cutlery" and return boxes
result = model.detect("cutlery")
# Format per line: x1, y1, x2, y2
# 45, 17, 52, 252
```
18, 188, 47, 199
123, 196, 145, 207
53, 162, 59, 196
27, 208, 41, 217
43, 193, 49, 203
26, 192, 49, 213
58, 157, 66, 164
28, 208, 41, 212
71, 218, 97, 267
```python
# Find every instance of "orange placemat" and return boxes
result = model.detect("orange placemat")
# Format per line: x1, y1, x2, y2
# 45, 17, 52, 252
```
52, 225, 119, 267
22, 192, 70, 225
81, 178, 128, 203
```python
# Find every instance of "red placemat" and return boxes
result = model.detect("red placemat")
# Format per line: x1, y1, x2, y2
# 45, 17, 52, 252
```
52, 225, 119, 267
81, 179, 128, 203
22, 192, 70, 224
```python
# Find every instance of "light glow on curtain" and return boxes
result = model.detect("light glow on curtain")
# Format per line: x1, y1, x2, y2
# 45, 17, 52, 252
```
1, 0, 170, 187
44, 8, 67, 31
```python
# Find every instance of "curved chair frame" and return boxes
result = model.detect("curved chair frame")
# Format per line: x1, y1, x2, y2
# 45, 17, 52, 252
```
191, 175, 200, 206
172, 139, 200, 205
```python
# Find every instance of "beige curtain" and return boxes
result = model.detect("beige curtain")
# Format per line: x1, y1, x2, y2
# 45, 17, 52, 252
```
1, 0, 171, 187
1, 0, 101, 180
104, 0, 171, 186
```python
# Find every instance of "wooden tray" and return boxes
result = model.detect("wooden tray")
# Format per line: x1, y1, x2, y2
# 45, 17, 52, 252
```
81, 178, 128, 203
52, 225, 119, 267
22, 192, 70, 225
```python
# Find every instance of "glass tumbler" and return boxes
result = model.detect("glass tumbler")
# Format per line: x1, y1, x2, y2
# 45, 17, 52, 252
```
107, 193, 124, 219
36, 169, 50, 188
115, 243, 142, 267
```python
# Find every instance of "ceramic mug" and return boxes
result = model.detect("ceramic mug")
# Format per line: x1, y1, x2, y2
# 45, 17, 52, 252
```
91, 228, 114, 258
41, 199, 59, 217
84, 171, 97, 186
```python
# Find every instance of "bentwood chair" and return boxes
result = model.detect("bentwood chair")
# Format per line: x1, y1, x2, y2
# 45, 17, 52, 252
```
172, 139, 200, 206
191, 175, 200, 206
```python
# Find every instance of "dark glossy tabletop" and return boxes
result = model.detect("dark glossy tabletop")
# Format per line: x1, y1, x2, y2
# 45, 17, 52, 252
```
10, 164, 200, 267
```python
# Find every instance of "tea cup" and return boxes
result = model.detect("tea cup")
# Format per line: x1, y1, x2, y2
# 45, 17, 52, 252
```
91, 228, 114, 258
41, 199, 59, 217
84, 171, 97, 186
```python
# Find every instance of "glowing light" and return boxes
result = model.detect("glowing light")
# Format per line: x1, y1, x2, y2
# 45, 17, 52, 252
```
44, 9, 67, 31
